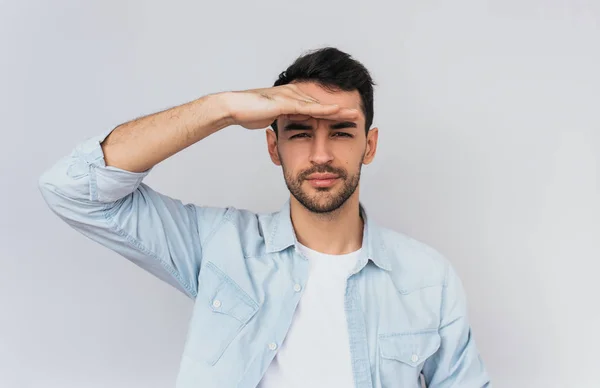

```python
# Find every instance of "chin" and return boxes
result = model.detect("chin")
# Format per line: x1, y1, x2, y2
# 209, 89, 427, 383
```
304, 195, 347, 213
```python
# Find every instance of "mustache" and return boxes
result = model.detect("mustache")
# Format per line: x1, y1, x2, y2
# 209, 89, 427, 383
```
298, 165, 347, 180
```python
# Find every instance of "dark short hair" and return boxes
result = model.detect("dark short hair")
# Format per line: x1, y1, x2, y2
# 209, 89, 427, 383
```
271, 47, 375, 134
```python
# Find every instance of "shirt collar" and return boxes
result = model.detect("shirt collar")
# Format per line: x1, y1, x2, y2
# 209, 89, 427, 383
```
265, 199, 391, 272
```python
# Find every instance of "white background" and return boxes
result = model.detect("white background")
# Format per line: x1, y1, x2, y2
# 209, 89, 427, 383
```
1, 0, 598, 387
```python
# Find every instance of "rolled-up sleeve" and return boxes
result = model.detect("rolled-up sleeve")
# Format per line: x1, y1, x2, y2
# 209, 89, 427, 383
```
38, 130, 228, 299
422, 264, 492, 387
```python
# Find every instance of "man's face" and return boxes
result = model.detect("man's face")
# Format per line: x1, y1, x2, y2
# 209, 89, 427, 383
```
266, 81, 378, 214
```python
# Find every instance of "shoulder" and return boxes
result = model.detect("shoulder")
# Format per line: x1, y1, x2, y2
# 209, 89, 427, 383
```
193, 204, 265, 227
375, 224, 452, 293
196, 205, 279, 257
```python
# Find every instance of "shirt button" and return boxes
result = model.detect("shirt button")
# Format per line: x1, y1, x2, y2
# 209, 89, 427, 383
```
411, 354, 419, 363
268, 342, 278, 351
212, 299, 221, 308
293, 283, 302, 292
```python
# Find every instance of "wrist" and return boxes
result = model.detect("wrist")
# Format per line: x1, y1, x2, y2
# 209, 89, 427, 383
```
210, 91, 236, 129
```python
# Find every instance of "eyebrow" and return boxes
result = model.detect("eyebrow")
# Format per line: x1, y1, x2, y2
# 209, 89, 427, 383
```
283, 121, 357, 131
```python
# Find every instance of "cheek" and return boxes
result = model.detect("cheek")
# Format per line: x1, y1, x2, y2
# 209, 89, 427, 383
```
278, 152, 300, 177
337, 146, 363, 167
279, 144, 308, 166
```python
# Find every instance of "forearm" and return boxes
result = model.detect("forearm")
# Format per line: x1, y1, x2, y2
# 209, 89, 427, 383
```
101, 92, 232, 172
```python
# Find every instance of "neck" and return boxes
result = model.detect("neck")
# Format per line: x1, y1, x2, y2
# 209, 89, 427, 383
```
290, 193, 364, 255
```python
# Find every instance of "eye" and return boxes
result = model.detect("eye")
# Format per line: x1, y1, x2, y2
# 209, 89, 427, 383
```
290, 133, 310, 139
333, 132, 353, 138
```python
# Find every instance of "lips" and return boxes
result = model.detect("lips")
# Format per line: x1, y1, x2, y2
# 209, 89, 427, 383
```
305, 173, 340, 188
306, 173, 339, 180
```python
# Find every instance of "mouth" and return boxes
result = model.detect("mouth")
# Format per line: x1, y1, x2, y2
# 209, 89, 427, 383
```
305, 173, 340, 188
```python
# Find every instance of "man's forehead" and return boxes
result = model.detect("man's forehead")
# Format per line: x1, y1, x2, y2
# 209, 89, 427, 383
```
278, 114, 359, 127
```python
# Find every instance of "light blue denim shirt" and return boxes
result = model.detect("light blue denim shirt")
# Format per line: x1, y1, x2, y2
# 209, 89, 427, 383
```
39, 130, 491, 388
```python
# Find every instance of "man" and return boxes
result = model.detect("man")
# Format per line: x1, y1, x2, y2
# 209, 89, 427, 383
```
39, 47, 491, 387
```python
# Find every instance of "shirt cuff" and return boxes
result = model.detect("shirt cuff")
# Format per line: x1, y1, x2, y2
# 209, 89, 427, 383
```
69, 128, 152, 203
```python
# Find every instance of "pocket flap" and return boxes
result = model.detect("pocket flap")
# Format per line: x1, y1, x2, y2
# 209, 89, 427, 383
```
379, 330, 441, 367
204, 262, 258, 324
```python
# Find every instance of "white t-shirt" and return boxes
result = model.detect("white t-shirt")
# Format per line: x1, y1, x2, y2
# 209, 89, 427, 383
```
257, 242, 361, 388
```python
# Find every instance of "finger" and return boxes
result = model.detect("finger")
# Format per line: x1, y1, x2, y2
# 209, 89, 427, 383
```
287, 114, 312, 121
293, 101, 341, 117
287, 85, 321, 103
294, 92, 320, 104
296, 104, 360, 121
312, 110, 361, 122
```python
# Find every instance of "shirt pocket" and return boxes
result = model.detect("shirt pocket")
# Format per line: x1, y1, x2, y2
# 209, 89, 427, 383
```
186, 261, 259, 366
378, 329, 441, 388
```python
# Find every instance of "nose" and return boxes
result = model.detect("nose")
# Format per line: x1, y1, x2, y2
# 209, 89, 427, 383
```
308, 129, 334, 165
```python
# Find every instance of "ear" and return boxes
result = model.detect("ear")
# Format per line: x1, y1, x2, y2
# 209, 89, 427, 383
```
266, 128, 281, 166
363, 127, 379, 165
